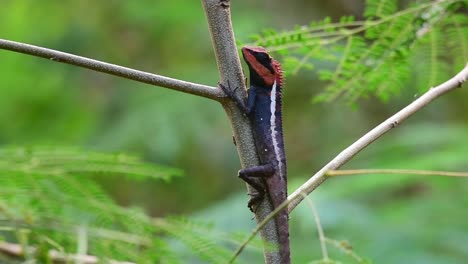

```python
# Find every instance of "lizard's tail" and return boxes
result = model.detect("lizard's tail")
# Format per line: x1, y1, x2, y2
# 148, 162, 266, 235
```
277, 209, 291, 264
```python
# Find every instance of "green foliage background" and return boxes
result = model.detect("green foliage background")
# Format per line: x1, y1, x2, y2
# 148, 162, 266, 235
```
0, 0, 467, 263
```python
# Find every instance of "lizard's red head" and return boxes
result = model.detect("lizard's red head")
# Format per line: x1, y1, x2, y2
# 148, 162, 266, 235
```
242, 46, 283, 87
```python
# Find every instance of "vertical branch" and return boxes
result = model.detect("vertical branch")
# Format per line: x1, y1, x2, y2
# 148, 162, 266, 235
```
201, 0, 283, 263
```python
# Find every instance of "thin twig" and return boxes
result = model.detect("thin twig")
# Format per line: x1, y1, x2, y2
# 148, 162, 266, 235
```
0, 242, 134, 264
77, 225, 87, 264
304, 195, 328, 262
0, 39, 222, 100
326, 169, 468, 177
230, 63, 468, 259
324, 238, 364, 263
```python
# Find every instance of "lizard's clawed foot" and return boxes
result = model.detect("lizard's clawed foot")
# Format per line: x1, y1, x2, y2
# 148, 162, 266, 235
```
218, 81, 239, 99
247, 191, 264, 213
218, 81, 249, 114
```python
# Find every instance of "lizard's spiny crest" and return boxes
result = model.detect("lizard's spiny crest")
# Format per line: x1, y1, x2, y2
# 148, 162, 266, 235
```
271, 58, 284, 87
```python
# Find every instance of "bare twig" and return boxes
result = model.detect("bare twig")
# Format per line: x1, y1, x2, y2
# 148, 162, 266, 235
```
77, 225, 88, 264
304, 195, 328, 262
0, 242, 134, 264
202, 1, 285, 264
326, 169, 468, 177
0, 39, 222, 100
324, 238, 364, 263
231, 63, 468, 259
306, 198, 366, 264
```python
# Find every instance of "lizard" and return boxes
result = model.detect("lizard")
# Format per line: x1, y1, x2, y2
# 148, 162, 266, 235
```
220, 46, 290, 263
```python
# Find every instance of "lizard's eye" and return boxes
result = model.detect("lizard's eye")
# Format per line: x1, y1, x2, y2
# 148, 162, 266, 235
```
255, 52, 270, 65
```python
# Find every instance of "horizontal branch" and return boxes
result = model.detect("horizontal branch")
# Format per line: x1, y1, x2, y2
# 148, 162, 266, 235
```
231, 63, 468, 258
0, 39, 223, 100
0, 242, 134, 264
327, 169, 468, 177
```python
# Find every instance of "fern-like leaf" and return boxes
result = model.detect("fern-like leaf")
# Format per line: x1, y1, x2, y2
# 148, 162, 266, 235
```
0, 146, 252, 263
364, 0, 398, 19
0, 146, 183, 181
244, 0, 466, 103
445, 14, 468, 73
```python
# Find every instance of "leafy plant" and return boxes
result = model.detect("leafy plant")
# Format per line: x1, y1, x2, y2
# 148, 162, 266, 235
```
243, 0, 467, 103
0, 146, 247, 263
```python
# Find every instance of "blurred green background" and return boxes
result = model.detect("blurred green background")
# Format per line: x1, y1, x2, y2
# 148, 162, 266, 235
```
1, 1, 467, 263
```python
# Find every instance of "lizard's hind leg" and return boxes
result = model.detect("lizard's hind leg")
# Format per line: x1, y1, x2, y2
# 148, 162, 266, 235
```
238, 164, 274, 212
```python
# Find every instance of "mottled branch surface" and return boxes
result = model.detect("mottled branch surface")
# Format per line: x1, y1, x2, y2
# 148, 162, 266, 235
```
202, 0, 284, 263
0, 39, 222, 100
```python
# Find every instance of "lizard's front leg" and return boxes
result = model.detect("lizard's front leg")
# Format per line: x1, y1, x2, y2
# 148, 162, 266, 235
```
218, 82, 255, 114
238, 164, 275, 211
